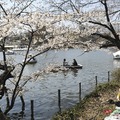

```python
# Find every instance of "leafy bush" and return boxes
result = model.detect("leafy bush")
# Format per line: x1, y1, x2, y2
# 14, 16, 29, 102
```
111, 68, 120, 81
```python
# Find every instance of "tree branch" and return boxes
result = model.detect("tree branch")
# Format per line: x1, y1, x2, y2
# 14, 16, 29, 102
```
0, 4, 7, 16
109, 9, 120, 15
89, 21, 111, 31
82, 1, 100, 7
69, 0, 79, 13
16, 0, 34, 16
25, 47, 51, 65
51, 2, 68, 13
92, 32, 116, 43
101, 0, 119, 39
0, 70, 14, 86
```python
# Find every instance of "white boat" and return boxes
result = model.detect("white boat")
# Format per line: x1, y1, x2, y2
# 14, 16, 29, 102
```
27, 58, 37, 64
12, 47, 31, 51
23, 58, 37, 64
23, 54, 37, 64
6, 50, 15, 55
113, 51, 120, 59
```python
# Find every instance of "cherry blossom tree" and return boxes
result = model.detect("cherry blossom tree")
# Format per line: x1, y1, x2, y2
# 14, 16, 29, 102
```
0, 0, 85, 117
0, 0, 120, 118
44, 0, 120, 49
0, 0, 57, 117
89, 0, 120, 49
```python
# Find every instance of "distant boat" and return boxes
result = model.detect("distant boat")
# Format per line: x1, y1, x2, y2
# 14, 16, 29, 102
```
63, 64, 83, 69
23, 54, 37, 64
12, 47, 31, 51
27, 58, 37, 64
6, 50, 14, 55
113, 51, 120, 59
23, 58, 37, 64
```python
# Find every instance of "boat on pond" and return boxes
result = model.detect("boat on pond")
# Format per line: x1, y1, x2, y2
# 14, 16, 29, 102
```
113, 51, 120, 59
63, 64, 83, 69
6, 50, 15, 55
23, 55, 37, 64
12, 47, 32, 51
27, 58, 37, 64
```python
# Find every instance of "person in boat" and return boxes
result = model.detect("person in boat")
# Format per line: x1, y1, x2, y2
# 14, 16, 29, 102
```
63, 59, 68, 66
72, 59, 78, 66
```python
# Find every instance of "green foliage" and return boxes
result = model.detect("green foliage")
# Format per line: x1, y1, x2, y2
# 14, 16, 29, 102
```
97, 81, 119, 91
111, 68, 120, 81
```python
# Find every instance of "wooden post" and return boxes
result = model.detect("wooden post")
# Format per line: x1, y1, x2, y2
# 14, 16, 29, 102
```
95, 76, 97, 88
79, 83, 81, 102
58, 89, 61, 113
108, 71, 110, 82
31, 100, 34, 120
20, 95, 25, 117
20, 95, 25, 112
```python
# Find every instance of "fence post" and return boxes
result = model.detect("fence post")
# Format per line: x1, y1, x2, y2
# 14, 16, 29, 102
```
58, 89, 61, 113
108, 71, 110, 82
31, 100, 34, 120
95, 76, 97, 88
20, 95, 25, 112
79, 83, 81, 102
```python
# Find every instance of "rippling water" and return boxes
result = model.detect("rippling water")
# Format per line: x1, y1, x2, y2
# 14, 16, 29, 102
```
0, 49, 119, 120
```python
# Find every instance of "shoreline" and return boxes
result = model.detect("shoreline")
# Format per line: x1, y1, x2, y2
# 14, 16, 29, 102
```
52, 79, 120, 120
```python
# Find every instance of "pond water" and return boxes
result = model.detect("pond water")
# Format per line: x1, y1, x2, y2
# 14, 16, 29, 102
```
0, 48, 119, 120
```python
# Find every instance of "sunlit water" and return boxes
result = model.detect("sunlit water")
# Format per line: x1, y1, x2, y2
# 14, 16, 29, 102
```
0, 49, 119, 120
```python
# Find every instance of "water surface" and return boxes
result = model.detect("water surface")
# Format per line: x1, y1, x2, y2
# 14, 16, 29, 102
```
0, 49, 119, 120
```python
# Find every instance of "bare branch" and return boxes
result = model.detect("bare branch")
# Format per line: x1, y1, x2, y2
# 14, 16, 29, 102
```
89, 21, 111, 31
69, 0, 79, 13
80, 1, 100, 7
50, 1, 68, 13
103, 0, 110, 22
109, 9, 120, 15
0, 4, 7, 16
92, 32, 116, 43
99, 0, 105, 5
16, 0, 34, 16
25, 47, 51, 65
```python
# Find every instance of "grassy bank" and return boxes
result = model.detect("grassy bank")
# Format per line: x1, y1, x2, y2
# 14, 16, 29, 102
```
52, 69, 120, 120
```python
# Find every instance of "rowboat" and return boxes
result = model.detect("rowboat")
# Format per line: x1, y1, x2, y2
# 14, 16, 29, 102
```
64, 64, 83, 69
6, 50, 14, 55
27, 58, 37, 64
23, 54, 37, 64
23, 58, 37, 64
12, 47, 32, 51
12, 47, 28, 51
113, 51, 120, 59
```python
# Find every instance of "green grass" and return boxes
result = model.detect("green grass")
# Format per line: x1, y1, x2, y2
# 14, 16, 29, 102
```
52, 69, 120, 120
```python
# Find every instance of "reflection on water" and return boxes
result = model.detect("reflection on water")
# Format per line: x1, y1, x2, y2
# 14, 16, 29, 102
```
61, 68, 79, 77
0, 49, 118, 120
71, 69, 79, 77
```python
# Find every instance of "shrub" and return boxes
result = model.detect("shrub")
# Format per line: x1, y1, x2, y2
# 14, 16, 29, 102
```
111, 68, 120, 81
